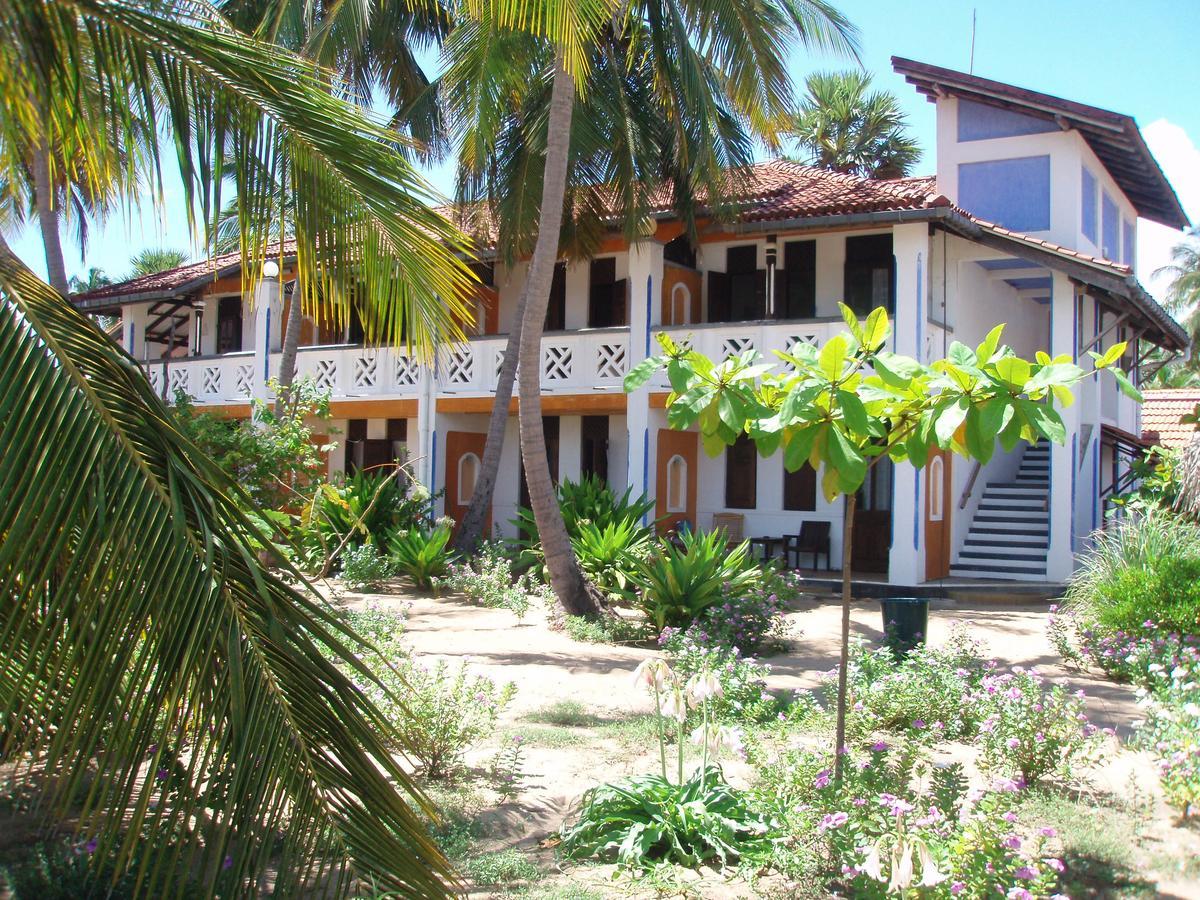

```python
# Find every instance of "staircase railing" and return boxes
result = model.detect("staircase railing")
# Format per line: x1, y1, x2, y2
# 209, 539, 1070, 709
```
958, 460, 983, 509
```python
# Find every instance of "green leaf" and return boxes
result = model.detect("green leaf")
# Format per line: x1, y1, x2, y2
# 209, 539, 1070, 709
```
624, 356, 662, 392
947, 341, 977, 368
1111, 366, 1143, 402
837, 389, 870, 435
862, 306, 890, 349
1018, 399, 1066, 444
1094, 341, 1127, 369
839, 303, 865, 343
934, 398, 969, 444
994, 356, 1031, 388
1024, 363, 1084, 394
819, 334, 849, 381
873, 351, 923, 387
975, 323, 1006, 363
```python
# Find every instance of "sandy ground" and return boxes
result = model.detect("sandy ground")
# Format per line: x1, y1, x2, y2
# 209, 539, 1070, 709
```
336, 588, 1200, 898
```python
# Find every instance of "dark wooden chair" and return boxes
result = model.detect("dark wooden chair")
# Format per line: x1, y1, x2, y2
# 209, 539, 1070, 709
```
786, 521, 831, 570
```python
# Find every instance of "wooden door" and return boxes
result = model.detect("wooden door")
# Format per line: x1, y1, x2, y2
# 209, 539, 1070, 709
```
655, 430, 697, 534
924, 449, 953, 580
445, 431, 489, 538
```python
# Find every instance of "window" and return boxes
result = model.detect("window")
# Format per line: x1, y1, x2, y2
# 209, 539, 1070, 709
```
928, 455, 944, 522
387, 418, 408, 463
345, 419, 367, 474
457, 452, 480, 505
1101, 193, 1119, 260
780, 240, 816, 319
724, 435, 757, 509
958, 156, 1051, 232
666, 455, 688, 513
956, 99, 1056, 142
1081, 167, 1098, 244
844, 234, 894, 316
216, 296, 243, 353
663, 234, 696, 268
727, 245, 763, 321
580, 415, 609, 482
545, 263, 566, 331
587, 257, 627, 327
783, 463, 816, 511
670, 283, 692, 325
1122, 219, 1135, 266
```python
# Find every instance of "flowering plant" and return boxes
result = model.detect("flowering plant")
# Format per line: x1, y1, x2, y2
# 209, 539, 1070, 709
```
1130, 637, 1200, 817
438, 540, 552, 619
971, 666, 1103, 783
559, 658, 770, 871
658, 627, 786, 725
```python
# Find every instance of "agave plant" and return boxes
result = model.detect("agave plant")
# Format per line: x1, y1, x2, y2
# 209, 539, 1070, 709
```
571, 519, 654, 603
632, 531, 761, 631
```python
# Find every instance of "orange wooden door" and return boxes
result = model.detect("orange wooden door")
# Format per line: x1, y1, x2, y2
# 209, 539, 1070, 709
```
655, 429, 698, 534
445, 431, 489, 538
924, 449, 953, 580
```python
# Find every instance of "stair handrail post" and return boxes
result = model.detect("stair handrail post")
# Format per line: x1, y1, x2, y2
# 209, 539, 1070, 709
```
958, 459, 983, 510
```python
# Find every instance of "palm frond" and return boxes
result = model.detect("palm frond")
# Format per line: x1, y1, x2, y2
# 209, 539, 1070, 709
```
0, 239, 456, 897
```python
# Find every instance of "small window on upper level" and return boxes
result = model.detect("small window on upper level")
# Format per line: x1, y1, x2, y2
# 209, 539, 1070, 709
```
216, 296, 243, 353
844, 234, 895, 316
1122, 219, 1135, 266
780, 240, 816, 320
1081, 167, 1098, 244
545, 262, 566, 331
588, 257, 627, 328
956, 99, 1057, 142
670, 282, 692, 325
958, 156, 1051, 232
724, 434, 757, 509
1101, 193, 1120, 260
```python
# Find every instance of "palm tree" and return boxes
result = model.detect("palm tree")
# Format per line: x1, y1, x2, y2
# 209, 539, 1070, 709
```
129, 247, 191, 276
789, 70, 921, 179
448, 0, 857, 613
1155, 229, 1200, 355
68, 266, 113, 293
1, 0, 476, 895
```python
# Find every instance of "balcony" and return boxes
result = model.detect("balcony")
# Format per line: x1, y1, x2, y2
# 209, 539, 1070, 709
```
649, 318, 844, 388
436, 328, 630, 395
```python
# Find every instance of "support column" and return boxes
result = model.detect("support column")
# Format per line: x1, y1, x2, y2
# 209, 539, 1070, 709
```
252, 278, 282, 404
624, 240, 663, 508
1046, 271, 1081, 583
888, 223, 929, 585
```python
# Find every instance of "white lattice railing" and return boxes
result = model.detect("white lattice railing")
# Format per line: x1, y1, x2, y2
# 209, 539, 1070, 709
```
144, 352, 255, 404
648, 319, 842, 388
292, 345, 424, 397
435, 328, 630, 394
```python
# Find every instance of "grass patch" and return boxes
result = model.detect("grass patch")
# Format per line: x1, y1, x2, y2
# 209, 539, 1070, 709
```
563, 615, 647, 645
463, 849, 540, 886
1019, 791, 1157, 898
523, 701, 608, 728
593, 712, 663, 750
505, 726, 587, 749
503, 887, 608, 900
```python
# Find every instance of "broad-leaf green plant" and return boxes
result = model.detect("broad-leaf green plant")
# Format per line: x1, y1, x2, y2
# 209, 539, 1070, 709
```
387, 523, 457, 590
632, 530, 760, 632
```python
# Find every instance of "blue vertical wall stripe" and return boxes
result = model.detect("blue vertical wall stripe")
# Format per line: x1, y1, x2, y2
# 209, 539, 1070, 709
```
263, 308, 272, 379
1070, 433, 1078, 554
643, 273, 652, 357
912, 252, 924, 551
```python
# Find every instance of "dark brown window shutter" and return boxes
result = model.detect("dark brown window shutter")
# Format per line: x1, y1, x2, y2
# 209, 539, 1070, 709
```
707, 270, 730, 323
545, 262, 566, 330
725, 435, 757, 509
784, 464, 817, 511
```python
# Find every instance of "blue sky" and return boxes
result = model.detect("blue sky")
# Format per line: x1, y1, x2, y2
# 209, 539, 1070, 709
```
11, 0, 1200, 297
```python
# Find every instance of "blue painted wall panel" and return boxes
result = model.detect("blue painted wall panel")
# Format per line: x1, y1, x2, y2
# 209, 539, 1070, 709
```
1081, 168, 1098, 243
1101, 193, 1119, 259
957, 99, 1057, 142
958, 156, 1051, 231
1123, 220, 1135, 265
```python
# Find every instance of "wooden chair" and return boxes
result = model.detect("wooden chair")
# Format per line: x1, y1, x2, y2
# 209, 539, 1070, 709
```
786, 521, 831, 570
710, 513, 744, 543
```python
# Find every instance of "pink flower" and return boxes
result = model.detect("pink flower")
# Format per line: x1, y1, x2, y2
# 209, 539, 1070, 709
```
1039, 827, 1058, 838
950, 882, 965, 895
1001, 834, 1022, 850
1007, 737, 1021, 749
1045, 858, 1065, 873
813, 769, 832, 789
818, 811, 849, 832
1014, 866, 1037, 880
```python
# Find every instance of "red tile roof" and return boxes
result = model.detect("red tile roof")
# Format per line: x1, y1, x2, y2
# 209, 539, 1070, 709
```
1142, 389, 1200, 448
961, 215, 1132, 277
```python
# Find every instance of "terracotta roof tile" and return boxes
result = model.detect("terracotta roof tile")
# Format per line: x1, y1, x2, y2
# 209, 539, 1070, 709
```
1141, 389, 1200, 448
960, 215, 1133, 276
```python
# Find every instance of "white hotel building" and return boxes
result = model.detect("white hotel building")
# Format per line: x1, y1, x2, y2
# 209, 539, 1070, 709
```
75, 59, 1189, 586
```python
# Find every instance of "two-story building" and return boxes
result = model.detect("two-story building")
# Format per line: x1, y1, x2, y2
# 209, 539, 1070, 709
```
74, 58, 1189, 585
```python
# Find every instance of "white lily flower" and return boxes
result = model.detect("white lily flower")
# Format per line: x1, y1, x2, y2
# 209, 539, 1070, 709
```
916, 840, 947, 887
887, 841, 914, 893
686, 670, 723, 706
631, 658, 671, 691
661, 687, 688, 723
860, 844, 886, 882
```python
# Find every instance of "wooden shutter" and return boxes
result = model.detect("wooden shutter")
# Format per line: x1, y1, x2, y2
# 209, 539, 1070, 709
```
724, 435, 757, 509
784, 464, 817, 511
707, 270, 730, 323
783, 240, 817, 319
545, 263, 566, 331
753, 269, 767, 319
612, 278, 628, 326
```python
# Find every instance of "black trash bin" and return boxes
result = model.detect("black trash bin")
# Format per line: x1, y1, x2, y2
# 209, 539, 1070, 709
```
879, 597, 930, 657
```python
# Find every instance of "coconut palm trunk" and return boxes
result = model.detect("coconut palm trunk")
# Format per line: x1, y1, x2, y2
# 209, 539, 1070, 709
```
517, 57, 597, 617
275, 276, 301, 415
31, 141, 69, 296
453, 287, 526, 550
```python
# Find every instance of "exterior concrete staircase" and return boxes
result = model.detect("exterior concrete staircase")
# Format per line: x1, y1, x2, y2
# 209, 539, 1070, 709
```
949, 442, 1050, 581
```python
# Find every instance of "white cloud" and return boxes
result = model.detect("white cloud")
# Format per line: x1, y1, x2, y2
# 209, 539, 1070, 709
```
1138, 119, 1200, 304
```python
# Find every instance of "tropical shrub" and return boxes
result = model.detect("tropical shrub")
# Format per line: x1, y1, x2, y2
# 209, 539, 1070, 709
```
754, 741, 1063, 898
339, 543, 393, 592
398, 658, 516, 778
632, 530, 760, 631
677, 569, 795, 656
387, 521, 456, 589
562, 613, 649, 644
438, 541, 550, 619
171, 378, 332, 509
659, 627, 785, 725
972, 668, 1103, 783
302, 469, 432, 564
1, 840, 204, 900
570, 519, 654, 602
328, 606, 515, 779
840, 629, 988, 739
1065, 510, 1200, 636
561, 659, 770, 871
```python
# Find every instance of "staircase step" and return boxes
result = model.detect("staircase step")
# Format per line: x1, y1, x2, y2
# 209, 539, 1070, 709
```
992, 481, 1049, 490
975, 506, 1048, 518
978, 495, 1047, 507
950, 561, 1048, 577
965, 533, 1049, 546
958, 547, 1048, 561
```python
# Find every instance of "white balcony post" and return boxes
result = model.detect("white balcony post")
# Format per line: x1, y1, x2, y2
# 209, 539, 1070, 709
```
888, 223, 930, 585
625, 240, 663, 503
252, 278, 282, 403
1046, 271, 1081, 582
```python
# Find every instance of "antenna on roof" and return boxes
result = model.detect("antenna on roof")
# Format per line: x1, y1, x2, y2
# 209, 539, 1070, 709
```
969, 8, 977, 74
